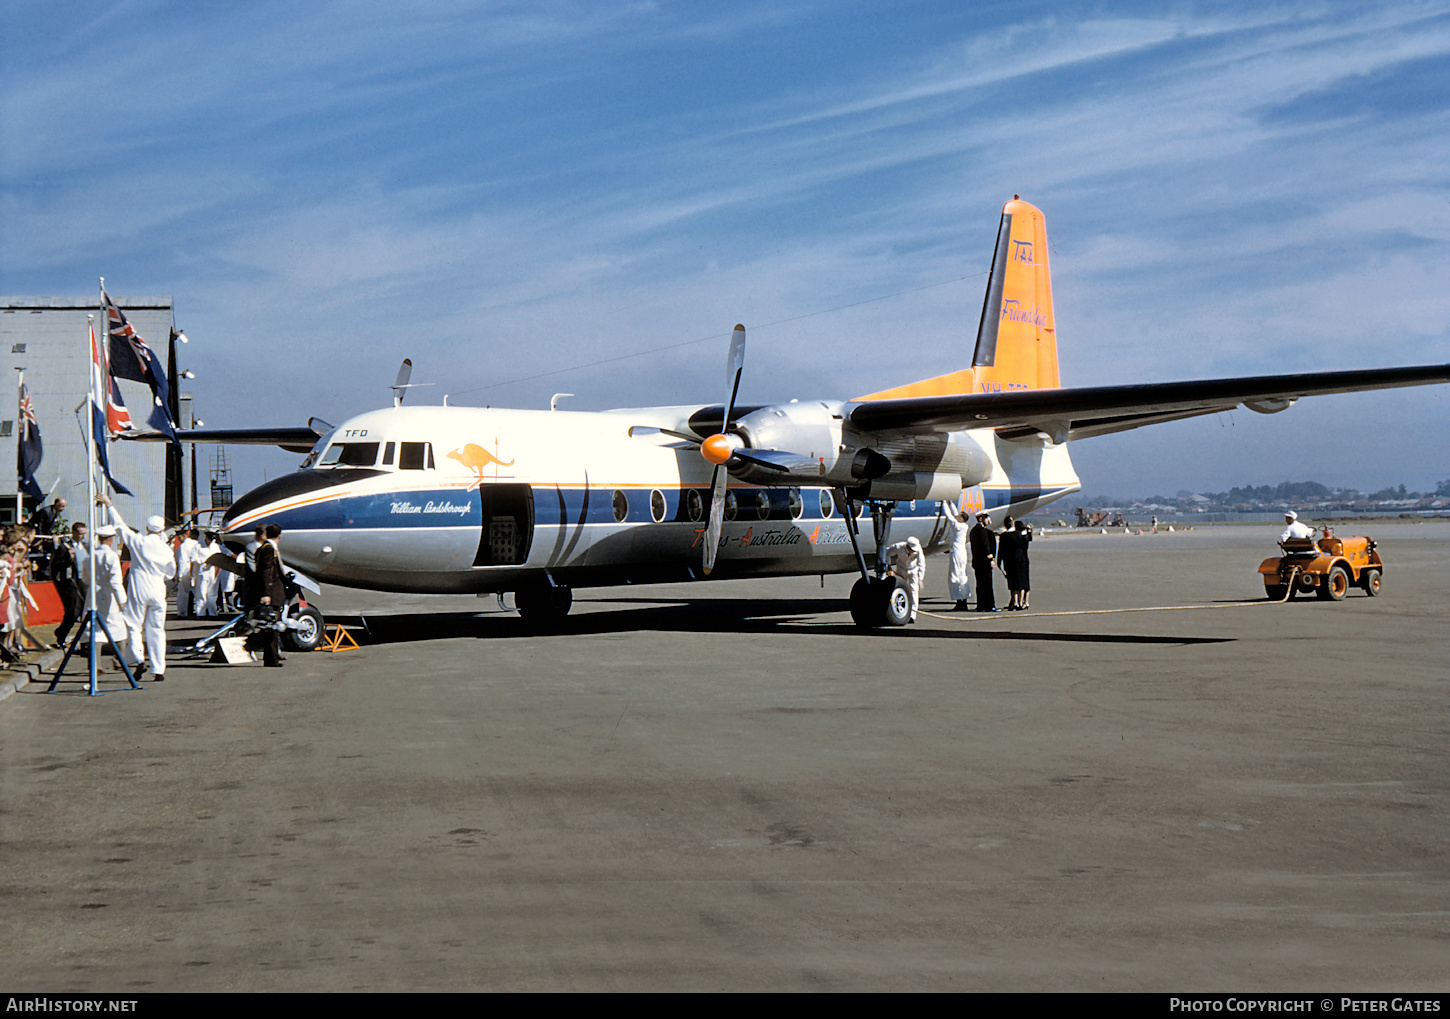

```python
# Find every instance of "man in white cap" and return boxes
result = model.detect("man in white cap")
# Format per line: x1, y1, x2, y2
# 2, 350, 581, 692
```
1279, 511, 1315, 543
887, 535, 926, 622
97, 493, 177, 681
79, 523, 130, 671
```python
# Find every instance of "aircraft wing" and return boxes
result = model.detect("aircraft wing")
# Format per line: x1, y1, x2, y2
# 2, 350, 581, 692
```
845, 364, 1450, 443
124, 423, 328, 454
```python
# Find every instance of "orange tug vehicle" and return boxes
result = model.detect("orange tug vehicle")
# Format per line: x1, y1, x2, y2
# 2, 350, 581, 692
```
1259, 533, 1384, 602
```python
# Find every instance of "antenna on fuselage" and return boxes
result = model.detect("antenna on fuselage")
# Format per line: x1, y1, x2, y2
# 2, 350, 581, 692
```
391, 358, 434, 407
550, 393, 573, 411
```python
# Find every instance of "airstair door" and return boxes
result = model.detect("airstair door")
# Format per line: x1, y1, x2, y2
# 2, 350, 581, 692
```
474, 484, 534, 567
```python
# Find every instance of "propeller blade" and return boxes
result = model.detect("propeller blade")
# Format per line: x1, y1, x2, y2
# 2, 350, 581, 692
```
723, 324, 745, 423
702, 325, 745, 576
702, 464, 728, 575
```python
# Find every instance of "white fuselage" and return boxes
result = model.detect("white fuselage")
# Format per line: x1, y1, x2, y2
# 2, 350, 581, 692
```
221, 404, 1080, 593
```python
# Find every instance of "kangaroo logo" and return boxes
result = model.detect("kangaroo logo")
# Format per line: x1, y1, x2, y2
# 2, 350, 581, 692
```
448, 442, 515, 489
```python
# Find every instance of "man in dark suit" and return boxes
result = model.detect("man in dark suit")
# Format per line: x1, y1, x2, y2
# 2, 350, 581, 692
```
51, 521, 86, 647
31, 497, 66, 536
968, 511, 999, 612
255, 524, 286, 668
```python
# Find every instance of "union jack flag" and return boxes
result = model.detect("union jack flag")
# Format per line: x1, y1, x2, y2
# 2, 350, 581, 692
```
89, 322, 132, 495
103, 291, 179, 447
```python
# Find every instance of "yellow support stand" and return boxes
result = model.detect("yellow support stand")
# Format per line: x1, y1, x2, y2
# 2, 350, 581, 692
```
321, 624, 361, 653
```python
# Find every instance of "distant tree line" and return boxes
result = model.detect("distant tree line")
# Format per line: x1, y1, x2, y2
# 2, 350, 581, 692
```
1077, 479, 1450, 509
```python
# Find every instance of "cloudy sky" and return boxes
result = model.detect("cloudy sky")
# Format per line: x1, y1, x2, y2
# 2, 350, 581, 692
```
2, 1, 1448, 500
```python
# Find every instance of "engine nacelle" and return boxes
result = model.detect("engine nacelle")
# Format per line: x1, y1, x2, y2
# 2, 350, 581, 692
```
733, 401, 844, 477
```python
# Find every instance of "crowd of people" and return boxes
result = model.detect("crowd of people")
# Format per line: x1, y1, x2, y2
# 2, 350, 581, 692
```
7, 495, 288, 677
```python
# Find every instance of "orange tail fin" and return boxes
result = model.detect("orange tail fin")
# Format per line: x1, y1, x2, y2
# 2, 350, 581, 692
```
856, 197, 1060, 401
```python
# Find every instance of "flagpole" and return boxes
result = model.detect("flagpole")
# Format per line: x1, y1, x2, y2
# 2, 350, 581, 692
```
15, 367, 22, 528
86, 314, 99, 695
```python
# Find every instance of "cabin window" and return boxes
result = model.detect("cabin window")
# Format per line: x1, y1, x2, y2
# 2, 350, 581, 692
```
319, 442, 380, 467
398, 441, 434, 470
818, 489, 834, 518
612, 490, 628, 522
382, 442, 395, 466
685, 489, 704, 522
650, 489, 666, 523
723, 492, 738, 521
753, 490, 771, 520
788, 488, 803, 520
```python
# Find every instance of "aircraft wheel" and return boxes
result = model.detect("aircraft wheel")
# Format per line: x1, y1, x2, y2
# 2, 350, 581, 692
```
284, 606, 325, 652
880, 578, 912, 627
1318, 565, 1349, 601
850, 577, 912, 628
516, 583, 573, 623
849, 578, 881, 628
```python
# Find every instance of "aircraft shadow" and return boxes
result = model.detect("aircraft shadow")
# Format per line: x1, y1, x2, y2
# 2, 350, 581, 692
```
324, 598, 1232, 647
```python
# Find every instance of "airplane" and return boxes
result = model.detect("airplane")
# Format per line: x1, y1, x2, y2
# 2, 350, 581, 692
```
137, 197, 1450, 641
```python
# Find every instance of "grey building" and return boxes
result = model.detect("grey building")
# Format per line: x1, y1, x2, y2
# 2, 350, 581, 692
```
0, 296, 179, 529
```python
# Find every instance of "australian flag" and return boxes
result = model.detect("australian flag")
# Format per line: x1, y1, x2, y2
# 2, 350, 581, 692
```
17, 381, 43, 501
104, 292, 180, 449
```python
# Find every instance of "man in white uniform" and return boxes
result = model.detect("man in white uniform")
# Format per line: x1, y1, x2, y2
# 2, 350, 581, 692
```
1279, 511, 1315, 542
887, 535, 926, 622
174, 528, 201, 618
196, 532, 223, 617
79, 524, 130, 669
941, 501, 972, 611
99, 494, 177, 681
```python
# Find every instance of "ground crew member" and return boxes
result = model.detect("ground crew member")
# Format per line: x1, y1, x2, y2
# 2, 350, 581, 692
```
969, 511, 998, 612
197, 532, 223, 617
79, 523, 130, 670
1279, 511, 1314, 542
98, 493, 176, 682
174, 528, 202, 618
941, 501, 972, 611
887, 535, 925, 622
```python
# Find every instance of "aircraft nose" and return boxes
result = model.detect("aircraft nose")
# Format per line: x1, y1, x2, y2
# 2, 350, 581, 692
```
223, 470, 348, 536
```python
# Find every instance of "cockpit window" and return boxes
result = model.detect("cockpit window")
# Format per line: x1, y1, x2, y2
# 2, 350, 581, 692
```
298, 429, 336, 470
319, 442, 380, 467
398, 441, 434, 470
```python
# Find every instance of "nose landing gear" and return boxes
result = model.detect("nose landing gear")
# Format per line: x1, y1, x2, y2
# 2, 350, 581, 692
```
838, 492, 912, 629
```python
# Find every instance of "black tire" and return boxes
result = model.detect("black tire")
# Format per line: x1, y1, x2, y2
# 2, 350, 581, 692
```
1265, 584, 1287, 601
1361, 568, 1381, 596
516, 583, 573, 624
283, 605, 325, 652
1318, 565, 1350, 601
880, 577, 913, 627
849, 577, 881, 628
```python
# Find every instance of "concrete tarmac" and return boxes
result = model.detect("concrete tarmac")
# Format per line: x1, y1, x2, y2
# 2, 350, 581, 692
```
2, 523, 1447, 991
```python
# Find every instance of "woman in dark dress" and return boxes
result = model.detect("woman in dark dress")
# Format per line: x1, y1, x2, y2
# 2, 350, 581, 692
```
1011, 518, 1033, 610
997, 516, 1033, 610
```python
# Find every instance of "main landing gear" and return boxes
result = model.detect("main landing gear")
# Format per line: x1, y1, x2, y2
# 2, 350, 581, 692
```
515, 578, 574, 625
840, 493, 911, 629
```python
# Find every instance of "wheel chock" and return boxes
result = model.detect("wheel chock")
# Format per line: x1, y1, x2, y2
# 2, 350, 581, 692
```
321, 625, 361, 653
